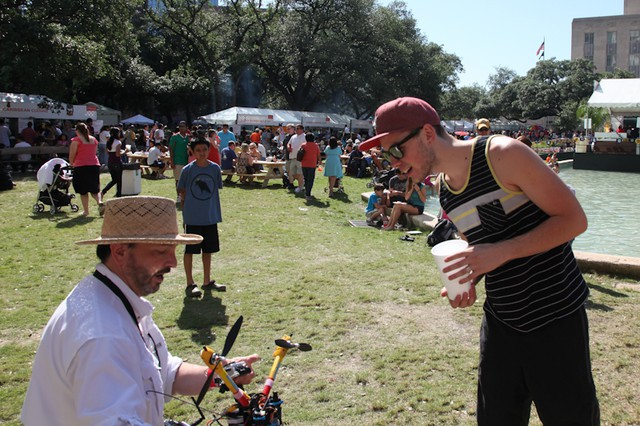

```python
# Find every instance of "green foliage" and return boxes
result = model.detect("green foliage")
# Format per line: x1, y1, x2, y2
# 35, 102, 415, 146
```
576, 101, 609, 131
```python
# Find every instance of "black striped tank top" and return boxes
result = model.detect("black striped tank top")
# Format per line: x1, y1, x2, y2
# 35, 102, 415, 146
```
438, 136, 589, 332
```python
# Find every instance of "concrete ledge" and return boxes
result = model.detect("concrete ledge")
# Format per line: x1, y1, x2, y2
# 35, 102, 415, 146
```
361, 192, 640, 279
574, 251, 640, 280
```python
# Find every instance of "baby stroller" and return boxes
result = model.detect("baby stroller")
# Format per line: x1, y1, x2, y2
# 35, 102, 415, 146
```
367, 167, 397, 189
33, 158, 78, 215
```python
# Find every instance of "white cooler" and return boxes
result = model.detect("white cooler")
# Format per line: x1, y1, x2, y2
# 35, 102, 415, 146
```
121, 163, 142, 195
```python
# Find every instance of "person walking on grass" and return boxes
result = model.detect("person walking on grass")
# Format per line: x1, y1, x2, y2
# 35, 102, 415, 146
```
177, 137, 226, 298
101, 127, 124, 199
69, 122, 103, 216
169, 121, 190, 203
300, 132, 321, 201
359, 97, 599, 425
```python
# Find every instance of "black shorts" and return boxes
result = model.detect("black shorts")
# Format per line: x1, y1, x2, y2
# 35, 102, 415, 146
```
184, 224, 220, 254
72, 165, 101, 195
150, 160, 165, 168
409, 203, 425, 215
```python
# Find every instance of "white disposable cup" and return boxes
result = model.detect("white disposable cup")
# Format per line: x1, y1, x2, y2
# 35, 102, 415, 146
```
431, 240, 470, 300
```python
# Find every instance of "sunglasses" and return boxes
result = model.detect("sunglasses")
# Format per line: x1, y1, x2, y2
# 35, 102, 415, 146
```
380, 127, 421, 162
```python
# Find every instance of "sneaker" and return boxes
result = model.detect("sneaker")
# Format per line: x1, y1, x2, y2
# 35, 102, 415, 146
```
185, 284, 202, 298
202, 280, 226, 292
294, 187, 303, 194
305, 196, 313, 201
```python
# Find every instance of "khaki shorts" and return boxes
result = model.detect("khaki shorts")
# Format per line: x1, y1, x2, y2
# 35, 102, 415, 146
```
173, 164, 185, 181
287, 159, 302, 176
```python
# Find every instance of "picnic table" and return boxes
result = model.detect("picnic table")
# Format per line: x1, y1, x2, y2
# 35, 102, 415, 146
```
252, 160, 285, 187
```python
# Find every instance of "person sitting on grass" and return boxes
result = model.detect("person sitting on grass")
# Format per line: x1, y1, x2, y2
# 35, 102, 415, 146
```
177, 137, 226, 298
383, 176, 427, 231
365, 183, 388, 226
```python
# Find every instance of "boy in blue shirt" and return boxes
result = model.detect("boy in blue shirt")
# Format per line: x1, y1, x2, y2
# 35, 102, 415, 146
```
365, 183, 387, 226
177, 136, 226, 297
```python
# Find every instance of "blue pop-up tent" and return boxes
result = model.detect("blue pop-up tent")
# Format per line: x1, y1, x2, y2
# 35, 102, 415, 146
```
121, 114, 154, 125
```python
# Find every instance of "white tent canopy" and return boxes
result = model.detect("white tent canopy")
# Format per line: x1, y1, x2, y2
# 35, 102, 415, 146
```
121, 114, 154, 125
588, 78, 640, 113
441, 120, 474, 132
198, 107, 358, 129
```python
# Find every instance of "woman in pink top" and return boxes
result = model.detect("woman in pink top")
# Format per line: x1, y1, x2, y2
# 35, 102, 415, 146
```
69, 122, 103, 216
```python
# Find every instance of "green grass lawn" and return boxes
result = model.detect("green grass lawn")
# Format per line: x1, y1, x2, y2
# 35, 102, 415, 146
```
1, 170, 639, 425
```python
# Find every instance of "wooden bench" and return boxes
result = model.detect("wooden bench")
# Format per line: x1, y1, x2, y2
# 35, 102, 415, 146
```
1, 145, 70, 172
140, 164, 164, 179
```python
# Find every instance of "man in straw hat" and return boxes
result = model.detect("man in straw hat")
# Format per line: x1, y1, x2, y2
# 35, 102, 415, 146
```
22, 196, 259, 425
359, 97, 599, 424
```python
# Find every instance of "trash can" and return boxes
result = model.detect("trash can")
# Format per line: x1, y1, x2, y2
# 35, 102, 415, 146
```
121, 163, 142, 196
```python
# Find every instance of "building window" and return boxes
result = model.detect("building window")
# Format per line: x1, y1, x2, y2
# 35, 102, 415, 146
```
630, 53, 640, 77
584, 32, 594, 62
606, 31, 617, 72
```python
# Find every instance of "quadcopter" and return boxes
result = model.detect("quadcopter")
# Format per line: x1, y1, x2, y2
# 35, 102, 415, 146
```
165, 316, 312, 426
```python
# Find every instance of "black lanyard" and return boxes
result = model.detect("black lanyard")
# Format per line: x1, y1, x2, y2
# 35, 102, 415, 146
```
93, 270, 161, 367
94, 270, 138, 329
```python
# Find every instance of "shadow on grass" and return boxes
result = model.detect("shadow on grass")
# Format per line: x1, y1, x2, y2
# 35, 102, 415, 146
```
587, 282, 629, 298
177, 289, 229, 346
54, 214, 96, 228
585, 299, 614, 312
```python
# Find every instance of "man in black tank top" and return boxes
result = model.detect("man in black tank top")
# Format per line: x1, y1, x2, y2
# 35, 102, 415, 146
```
358, 97, 599, 425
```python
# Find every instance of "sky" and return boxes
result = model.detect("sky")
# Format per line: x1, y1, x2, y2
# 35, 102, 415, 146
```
379, 0, 624, 87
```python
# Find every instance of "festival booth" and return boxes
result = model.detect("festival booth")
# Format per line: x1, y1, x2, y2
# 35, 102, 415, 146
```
85, 102, 121, 126
1, 92, 94, 138
198, 107, 362, 130
577, 79, 640, 172
441, 120, 474, 133
199, 107, 300, 128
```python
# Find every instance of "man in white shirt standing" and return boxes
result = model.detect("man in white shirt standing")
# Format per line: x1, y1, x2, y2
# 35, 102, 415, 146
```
21, 196, 259, 425
287, 124, 306, 193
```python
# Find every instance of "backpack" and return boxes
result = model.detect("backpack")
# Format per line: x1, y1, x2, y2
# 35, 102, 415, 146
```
296, 145, 306, 161
427, 219, 457, 247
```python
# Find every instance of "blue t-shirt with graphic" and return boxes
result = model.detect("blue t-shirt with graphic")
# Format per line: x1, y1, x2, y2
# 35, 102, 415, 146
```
177, 161, 223, 226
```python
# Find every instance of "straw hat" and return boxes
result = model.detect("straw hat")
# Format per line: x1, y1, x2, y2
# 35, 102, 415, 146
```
76, 196, 203, 245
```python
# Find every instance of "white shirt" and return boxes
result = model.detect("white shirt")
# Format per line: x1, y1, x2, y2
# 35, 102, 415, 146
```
99, 130, 110, 145
15, 141, 32, 162
21, 263, 182, 426
154, 129, 164, 143
256, 143, 266, 160
147, 146, 162, 165
289, 133, 306, 159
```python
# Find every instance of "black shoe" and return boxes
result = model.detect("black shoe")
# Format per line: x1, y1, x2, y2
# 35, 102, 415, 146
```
185, 284, 202, 298
202, 280, 226, 292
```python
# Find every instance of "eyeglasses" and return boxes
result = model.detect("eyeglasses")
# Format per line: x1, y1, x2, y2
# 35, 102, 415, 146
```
380, 127, 421, 162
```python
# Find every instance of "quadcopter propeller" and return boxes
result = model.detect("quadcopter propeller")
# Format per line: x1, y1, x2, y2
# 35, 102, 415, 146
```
275, 338, 312, 352
195, 316, 244, 407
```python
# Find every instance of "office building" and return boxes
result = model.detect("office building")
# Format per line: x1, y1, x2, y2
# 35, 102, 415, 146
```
571, 0, 640, 76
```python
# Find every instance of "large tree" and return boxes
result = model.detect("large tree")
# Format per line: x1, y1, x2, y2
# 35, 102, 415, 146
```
230, 0, 461, 116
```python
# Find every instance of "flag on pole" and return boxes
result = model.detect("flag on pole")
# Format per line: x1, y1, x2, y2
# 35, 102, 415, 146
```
537, 40, 545, 59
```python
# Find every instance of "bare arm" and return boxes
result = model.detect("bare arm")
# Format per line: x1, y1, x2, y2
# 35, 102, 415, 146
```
69, 140, 78, 165
172, 354, 260, 396
445, 136, 586, 282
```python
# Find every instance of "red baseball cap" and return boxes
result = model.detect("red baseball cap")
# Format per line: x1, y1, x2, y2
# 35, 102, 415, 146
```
359, 97, 440, 151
